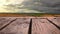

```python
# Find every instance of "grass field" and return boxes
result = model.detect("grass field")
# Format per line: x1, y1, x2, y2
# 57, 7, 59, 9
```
0, 13, 60, 17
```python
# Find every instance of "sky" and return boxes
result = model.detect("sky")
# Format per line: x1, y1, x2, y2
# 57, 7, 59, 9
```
0, 0, 41, 13
0, 0, 24, 5
0, 0, 60, 13
0, 0, 27, 13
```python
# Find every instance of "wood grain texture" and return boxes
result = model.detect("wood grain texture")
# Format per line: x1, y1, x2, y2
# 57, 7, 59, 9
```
0, 17, 16, 29
47, 17, 60, 27
0, 17, 60, 34
0, 18, 30, 34
32, 18, 60, 34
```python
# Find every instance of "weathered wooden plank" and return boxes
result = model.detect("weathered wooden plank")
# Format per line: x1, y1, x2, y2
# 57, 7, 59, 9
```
0, 18, 30, 34
32, 18, 60, 34
47, 17, 60, 27
0, 17, 16, 29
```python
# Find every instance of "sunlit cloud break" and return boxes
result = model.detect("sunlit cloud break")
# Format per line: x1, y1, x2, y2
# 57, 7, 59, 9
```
0, 0, 24, 5
0, 0, 30, 13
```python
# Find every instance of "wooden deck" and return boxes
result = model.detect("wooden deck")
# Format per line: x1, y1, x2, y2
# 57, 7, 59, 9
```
0, 17, 60, 34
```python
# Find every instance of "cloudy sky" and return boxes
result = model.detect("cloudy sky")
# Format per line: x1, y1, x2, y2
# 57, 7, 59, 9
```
0, 0, 60, 13
0, 0, 29, 13
0, 0, 41, 13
